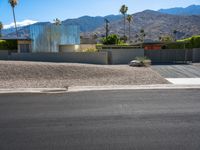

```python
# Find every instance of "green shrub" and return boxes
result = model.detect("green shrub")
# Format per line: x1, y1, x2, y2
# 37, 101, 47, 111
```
96, 43, 103, 47
0, 40, 17, 50
102, 34, 122, 45
160, 36, 173, 42
188, 36, 200, 48
165, 42, 185, 49
117, 41, 128, 46
120, 36, 128, 43
164, 35, 200, 49
84, 47, 98, 52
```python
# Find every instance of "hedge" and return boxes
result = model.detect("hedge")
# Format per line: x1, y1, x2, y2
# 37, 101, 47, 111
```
0, 40, 17, 50
166, 35, 200, 49
178, 35, 200, 48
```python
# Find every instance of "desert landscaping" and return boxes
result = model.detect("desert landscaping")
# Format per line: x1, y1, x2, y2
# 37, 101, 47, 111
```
0, 61, 169, 88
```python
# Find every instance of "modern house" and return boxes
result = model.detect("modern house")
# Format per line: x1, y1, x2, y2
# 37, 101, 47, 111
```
1, 24, 80, 53
29, 24, 80, 53
0, 37, 31, 53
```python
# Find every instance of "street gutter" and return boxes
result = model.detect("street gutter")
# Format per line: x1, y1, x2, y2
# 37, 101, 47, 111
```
0, 84, 200, 94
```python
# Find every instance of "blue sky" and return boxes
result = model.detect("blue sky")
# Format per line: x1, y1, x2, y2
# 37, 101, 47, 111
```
1, 0, 200, 25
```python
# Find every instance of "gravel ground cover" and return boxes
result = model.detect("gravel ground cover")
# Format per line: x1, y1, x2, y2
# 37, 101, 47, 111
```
0, 61, 169, 88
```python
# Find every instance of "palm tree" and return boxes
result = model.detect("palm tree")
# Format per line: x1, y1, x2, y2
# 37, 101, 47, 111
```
140, 29, 146, 42
127, 14, 133, 43
120, 5, 128, 39
139, 29, 146, 48
9, 0, 18, 37
173, 30, 177, 41
53, 18, 61, 25
104, 18, 110, 39
0, 22, 3, 37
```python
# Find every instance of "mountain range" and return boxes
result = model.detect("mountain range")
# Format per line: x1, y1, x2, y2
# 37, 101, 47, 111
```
94, 10, 200, 41
62, 15, 122, 32
2, 5, 200, 41
158, 5, 200, 15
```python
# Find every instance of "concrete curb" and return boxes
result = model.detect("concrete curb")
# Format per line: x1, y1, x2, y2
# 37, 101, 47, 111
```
0, 88, 68, 94
68, 84, 200, 92
0, 84, 200, 94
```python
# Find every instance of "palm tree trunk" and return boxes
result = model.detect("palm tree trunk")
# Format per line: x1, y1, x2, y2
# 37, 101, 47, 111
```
174, 33, 177, 41
129, 23, 131, 43
124, 14, 126, 38
12, 6, 18, 37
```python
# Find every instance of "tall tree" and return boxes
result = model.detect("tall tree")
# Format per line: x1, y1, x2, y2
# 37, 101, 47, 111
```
0, 22, 3, 37
104, 18, 110, 39
120, 5, 128, 39
127, 14, 133, 43
173, 30, 177, 41
9, 0, 18, 37
140, 29, 146, 43
139, 29, 146, 48
53, 18, 61, 25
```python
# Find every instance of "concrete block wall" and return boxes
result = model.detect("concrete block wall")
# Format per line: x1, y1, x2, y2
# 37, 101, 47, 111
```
9, 52, 108, 65
1, 48, 199, 64
193, 48, 200, 63
102, 49, 144, 64
145, 49, 193, 63
0, 50, 9, 60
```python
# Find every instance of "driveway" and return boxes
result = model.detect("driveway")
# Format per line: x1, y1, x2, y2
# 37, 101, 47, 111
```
151, 64, 200, 85
0, 89, 200, 150
152, 64, 200, 78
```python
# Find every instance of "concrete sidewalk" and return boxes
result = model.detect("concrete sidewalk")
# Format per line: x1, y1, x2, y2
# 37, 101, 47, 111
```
152, 64, 200, 85
166, 78, 200, 85
68, 84, 200, 92
0, 84, 200, 94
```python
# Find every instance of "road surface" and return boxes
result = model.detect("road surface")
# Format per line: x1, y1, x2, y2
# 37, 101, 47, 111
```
0, 89, 200, 150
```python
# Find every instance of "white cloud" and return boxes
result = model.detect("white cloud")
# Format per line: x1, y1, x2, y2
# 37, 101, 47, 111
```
4, 20, 38, 29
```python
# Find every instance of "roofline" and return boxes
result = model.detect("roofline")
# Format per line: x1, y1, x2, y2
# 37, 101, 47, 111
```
0, 37, 31, 40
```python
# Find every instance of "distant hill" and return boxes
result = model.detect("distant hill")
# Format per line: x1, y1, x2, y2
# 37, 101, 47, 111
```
62, 15, 122, 32
158, 5, 200, 15
2, 22, 50, 37
94, 10, 200, 41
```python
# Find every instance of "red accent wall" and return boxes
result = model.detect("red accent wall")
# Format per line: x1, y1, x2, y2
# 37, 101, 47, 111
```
144, 45, 162, 50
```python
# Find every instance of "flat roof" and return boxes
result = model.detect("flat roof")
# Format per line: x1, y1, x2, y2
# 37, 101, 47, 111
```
0, 37, 31, 40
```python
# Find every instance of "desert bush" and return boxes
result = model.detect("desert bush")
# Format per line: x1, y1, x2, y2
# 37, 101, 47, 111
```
120, 35, 128, 43
136, 56, 151, 67
102, 34, 123, 45
117, 41, 128, 46
84, 47, 98, 52
160, 36, 173, 42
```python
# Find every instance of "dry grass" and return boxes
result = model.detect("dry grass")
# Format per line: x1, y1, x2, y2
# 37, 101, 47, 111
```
0, 61, 169, 88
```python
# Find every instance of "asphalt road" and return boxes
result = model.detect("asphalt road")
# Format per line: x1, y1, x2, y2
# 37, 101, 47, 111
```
0, 89, 200, 150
